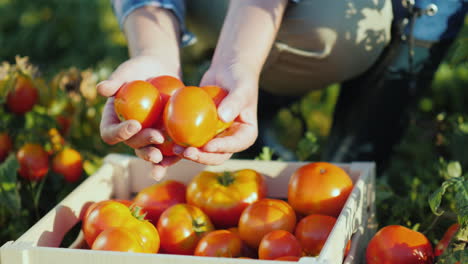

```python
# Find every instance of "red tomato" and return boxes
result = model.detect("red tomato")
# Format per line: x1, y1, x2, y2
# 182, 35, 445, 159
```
434, 223, 459, 256
114, 80, 163, 129
239, 198, 296, 249
194, 230, 242, 257
148, 75, 185, 105
52, 147, 83, 182
275, 256, 301, 261
7, 75, 38, 115
201, 85, 232, 134
157, 203, 214, 255
157, 130, 176, 156
163, 86, 218, 147
133, 180, 187, 225
366, 225, 434, 264
17, 143, 49, 181
92, 227, 145, 253
0, 133, 13, 162
294, 214, 336, 256
56, 115, 71, 135
258, 230, 302, 260
187, 169, 267, 228
288, 162, 353, 217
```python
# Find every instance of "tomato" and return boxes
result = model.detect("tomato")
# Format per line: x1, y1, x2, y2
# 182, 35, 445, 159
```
294, 214, 336, 256
6, 75, 38, 115
434, 223, 459, 256
92, 227, 145, 253
201, 85, 233, 134
187, 169, 267, 228
17, 143, 49, 181
0, 133, 13, 162
157, 130, 176, 156
275, 256, 301, 261
157, 203, 214, 255
366, 225, 434, 264
56, 115, 71, 135
163, 86, 218, 147
82, 200, 160, 253
288, 162, 353, 217
52, 147, 83, 182
194, 229, 242, 257
238, 198, 296, 249
148, 75, 185, 105
114, 80, 163, 129
258, 230, 302, 260
133, 180, 187, 225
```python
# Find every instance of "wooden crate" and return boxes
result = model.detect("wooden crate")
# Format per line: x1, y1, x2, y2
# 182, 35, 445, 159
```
1, 154, 376, 264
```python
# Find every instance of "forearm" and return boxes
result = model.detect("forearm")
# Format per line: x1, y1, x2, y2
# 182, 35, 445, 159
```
123, 6, 181, 71
211, 0, 288, 76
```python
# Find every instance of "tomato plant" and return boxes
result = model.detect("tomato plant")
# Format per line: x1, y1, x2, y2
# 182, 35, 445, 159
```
434, 223, 459, 257
17, 143, 49, 181
157, 203, 214, 255
0, 132, 13, 162
186, 169, 266, 228
294, 214, 336, 256
6, 75, 38, 115
194, 229, 242, 257
288, 162, 353, 217
114, 80, 163, 129
163, 86, 218, 147
258, 230, 302, 260
366, 225, 434, 264
238, 198, 296, 249
52, 147, 83, 182
91, 227, 145, 253
133, 180, 187, 225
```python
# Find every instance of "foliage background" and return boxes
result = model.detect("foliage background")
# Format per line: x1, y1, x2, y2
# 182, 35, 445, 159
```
0, 0, 466, 261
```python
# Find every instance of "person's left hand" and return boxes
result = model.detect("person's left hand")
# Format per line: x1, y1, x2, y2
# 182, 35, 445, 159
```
173, 63, 259, 165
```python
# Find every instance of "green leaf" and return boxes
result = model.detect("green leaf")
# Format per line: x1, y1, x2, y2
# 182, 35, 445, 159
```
447, 162, 462, 179
454, 179, 468, 227
0, 155, 21, 213
429, 180, 454, 216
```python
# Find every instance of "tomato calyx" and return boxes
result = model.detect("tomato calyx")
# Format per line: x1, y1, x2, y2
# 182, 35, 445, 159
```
130, 205, 147, 221
217, 171, 235, 186
319, 168, 326, 174
192, 218, 210, 236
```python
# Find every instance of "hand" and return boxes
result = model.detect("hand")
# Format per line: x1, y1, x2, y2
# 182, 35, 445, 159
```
98, 55, 182, 180
174, 63, 259, 165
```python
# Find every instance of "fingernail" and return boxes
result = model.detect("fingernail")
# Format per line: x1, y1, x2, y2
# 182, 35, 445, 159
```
97, 80, 108, 87
150, 135, 164, 144
173, 145, 184, 155
151, 166, 165, 181
127, 123, 140, 134
149, 151, 161, 163
205, 144, 217, 152
219, 108, 233, 123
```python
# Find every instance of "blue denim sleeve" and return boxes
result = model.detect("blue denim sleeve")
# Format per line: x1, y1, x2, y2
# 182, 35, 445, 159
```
111, 0, 195, 46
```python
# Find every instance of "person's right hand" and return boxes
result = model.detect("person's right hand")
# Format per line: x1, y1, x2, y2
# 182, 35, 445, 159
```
97, 55, 182, 180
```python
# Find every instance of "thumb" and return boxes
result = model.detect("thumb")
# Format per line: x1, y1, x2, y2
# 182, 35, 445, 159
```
217, 89, 246, 123
97, 79, 125, 97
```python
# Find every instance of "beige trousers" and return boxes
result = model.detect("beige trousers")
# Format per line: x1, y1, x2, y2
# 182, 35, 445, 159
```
186, 0, 393, 95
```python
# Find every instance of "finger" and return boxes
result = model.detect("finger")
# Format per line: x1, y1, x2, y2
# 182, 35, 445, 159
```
100, 98, 142, 145
203, 123, 258, 153
182, 147, 233, 165
149, 156, 181, 181
135, 146, 163, 164
97, 79, 125, 97
217, 91, 246, 123
125, 128, 164, 149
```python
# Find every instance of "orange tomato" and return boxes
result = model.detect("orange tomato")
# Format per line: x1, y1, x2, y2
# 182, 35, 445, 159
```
294, 214, 336, 256
148, 75, 185, 105
187, 169, 267, 228
92, 227, 145, 253
17, 143, 49, 181
7, 75, 38, 115
157, 203, 214, 255
163, 86, 218, 147
201, 85, 233, 134
366, 225, 434, 264
133, 180, 187, 225
0, 133, 13, 162
288, 162, 353, 217
156, 130, 176, 156
52, 147, 83, 182
194, 229, 242, 257
434, 223, 459, 256
114, 80, 163, 129
238, 198, 296, 249
258, 230, 302, 260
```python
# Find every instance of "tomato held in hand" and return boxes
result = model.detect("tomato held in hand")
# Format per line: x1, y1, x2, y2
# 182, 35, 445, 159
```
157, 203, 214, 255
201, 85, 233, 134
294, 214, 336, 256
17, 143, 49, 181
92, 227, 145, 253
239, 198, 296, 249
7, 75, 38, 115
258, 230, 302, 260
366, 225, 434, 264
114, 80, 163, 129
194, 229, 242, 257
288, 162, 353, 217
52, 147, 83, 182
434, 223, 459, 257
133, 180, 187, 225
0, 133, 13, 162
163, 86, 218, 147
148, 75, 185, 105
187, 169, 267, 228
157, 130, 176, 156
